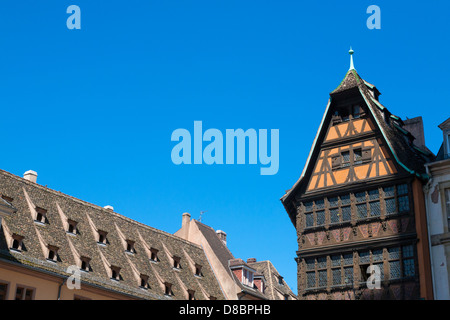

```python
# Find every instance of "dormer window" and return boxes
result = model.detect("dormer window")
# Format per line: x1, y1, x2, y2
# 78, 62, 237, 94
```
125, 240, 136, 254
98, 230, 108, 245
11, 234, 24, 252
278, 275, 284, 285
164, 282, 173, 296
139, 274, 149, 289
47, 245, 59, 262
80, 257, 91, 272
242, 268, 254, 287
188, 289, 196, 300
195, 264, 203, 277
67, 219, 78, 235
150, 248, 159, 262
35, 207, 47, 224
173, 256, 181, 269
353, 105, 362, 119
110, 266, 121, 281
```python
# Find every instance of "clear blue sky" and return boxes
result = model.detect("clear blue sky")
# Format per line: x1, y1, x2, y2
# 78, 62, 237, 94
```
0, 1, 449, 292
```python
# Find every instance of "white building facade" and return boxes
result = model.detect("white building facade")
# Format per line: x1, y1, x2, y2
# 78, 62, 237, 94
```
424, 117, 450, 300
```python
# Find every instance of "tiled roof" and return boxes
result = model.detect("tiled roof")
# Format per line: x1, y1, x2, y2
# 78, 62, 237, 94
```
248, 260, 298, 300
0, 169, 224, 300
281, 68, 434, 207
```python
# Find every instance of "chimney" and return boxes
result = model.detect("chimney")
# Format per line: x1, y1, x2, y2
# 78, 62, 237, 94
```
104, 205, 114, 211
181, 212, 191, 240
23, 170, 38, 183
216, 230, 227, 246
247, 258, 257, 264
403, 116, 426, 148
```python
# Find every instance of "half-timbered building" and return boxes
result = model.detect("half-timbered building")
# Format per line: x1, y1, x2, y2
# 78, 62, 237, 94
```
281, 50, 435, 300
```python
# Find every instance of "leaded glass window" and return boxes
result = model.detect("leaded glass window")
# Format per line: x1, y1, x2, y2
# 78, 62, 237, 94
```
304, 202, 313, 212
317, 257, 327, 269
354, 149, 363, 165
330, 208, 339, 223
306, 272, 315, 288
370, 201, 381, 217
389, 260, 401, 280
355, 192, 366, 203
306, 258, 315, 271
331, 255, 341, 267
398, 196, 410, 213
388, 247, 400, 260
318, 270, 327, 288
328, 197, 339, 208
316, 210, 325, 226
359, 251, 370, 264
385, 198, 396, 215
373, 262, 384, 280
332, 268, 342, 285
403, 259, 415, 277
342, 151, 351, 167
397, 184, 408, 195
344, 267, 353, 284
357, 204, 367, 219
383, 186, 395, 197
306, 213, 314, 228
343, 253, 353, 265
373, 249, 383, 262
368, 189, 379, 200
315, 199, 325, 210
342, 206, 351, 221
341, 194, 351, 206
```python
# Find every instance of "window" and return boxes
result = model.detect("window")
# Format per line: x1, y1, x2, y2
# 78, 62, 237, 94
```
242, 268, 254, 287
47, 245, 59, 262
0, 282, 8, 300
173, 256, 181, 269
15, 286, 34, 300
316, 210, 325, 226
110, 266, 121, 281
35, 207, 47, 224
150, 248, 159, 262
195, 264, 203, 277
98, 230, 108, 245
353, 105, 362, 119
67, 220, 78, 235
278, 275, 284, 285
388, 245, 416, 280
358, 249, 384, 284
384, 184, 411, 216
343, 254, 353, 285
11, 234, 24, 252
126, 240, 136, 254
140, 274, 149, 289
80, 257, 91, 272
342, 151, 351, 167
354, 148, 363, 165
209, 296, 217, 300
188, 289, 196, 300
164, 282, 173, 296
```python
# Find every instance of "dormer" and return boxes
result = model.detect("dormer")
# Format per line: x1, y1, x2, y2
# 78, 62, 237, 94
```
229, 258, 256, 288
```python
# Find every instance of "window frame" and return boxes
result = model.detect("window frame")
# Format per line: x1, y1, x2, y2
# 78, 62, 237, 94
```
14, 284, 35, 301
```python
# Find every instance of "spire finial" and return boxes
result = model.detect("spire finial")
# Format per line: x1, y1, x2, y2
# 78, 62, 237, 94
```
349, 47, 356, 71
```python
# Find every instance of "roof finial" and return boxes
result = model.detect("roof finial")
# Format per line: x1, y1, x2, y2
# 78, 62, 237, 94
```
349, 47, 356, 71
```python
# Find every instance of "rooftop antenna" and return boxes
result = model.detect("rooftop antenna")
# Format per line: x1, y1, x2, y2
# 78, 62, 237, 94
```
199, 211, 207, 223
349, 47, 356, 71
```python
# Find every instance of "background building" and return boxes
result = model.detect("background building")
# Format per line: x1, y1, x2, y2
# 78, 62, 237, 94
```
0, 169, 224, 300
175, 213, 297, 300
281, 53, 435, 300
424, 117, 450, 299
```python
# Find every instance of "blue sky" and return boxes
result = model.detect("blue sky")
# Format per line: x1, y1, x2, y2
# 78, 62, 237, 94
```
0, 1, 449, 291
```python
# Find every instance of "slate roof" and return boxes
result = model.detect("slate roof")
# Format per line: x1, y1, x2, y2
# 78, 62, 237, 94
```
0, 169, 224, 300
281, 68, 434, 209
193, 220, 267, 299
247, 260, 298, 300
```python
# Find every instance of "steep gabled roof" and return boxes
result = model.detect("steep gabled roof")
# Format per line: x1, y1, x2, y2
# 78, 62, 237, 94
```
247, 260, 297, 300
0, 169, 224, 300
281, 68, 433, 219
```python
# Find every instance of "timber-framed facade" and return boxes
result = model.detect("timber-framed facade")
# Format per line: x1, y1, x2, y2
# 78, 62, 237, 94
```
281, 58, 435, 300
